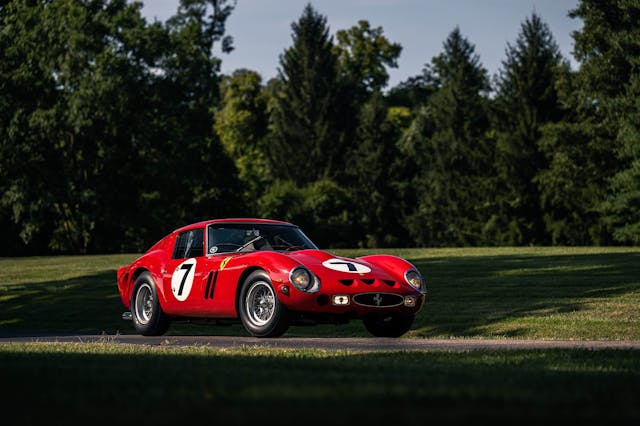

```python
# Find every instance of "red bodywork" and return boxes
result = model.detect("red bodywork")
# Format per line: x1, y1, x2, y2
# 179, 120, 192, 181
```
117, 218, 426, 324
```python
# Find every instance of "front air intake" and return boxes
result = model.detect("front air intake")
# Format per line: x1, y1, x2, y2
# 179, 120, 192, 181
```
352, 293, 404, 307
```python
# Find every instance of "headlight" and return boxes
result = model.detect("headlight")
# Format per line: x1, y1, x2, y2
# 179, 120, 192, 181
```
290, 267, 313, 291
404, 269, 424, 292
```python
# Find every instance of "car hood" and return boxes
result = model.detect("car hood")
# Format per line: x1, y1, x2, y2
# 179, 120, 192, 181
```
286, 250, 396, 281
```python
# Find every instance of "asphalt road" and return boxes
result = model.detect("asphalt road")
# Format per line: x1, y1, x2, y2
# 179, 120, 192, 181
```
2, 334, 640, 351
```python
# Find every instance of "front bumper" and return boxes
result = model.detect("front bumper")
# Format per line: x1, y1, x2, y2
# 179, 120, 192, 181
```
278, 286, 426, 317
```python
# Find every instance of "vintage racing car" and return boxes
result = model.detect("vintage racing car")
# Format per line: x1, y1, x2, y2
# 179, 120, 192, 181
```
117, 218, 427, 337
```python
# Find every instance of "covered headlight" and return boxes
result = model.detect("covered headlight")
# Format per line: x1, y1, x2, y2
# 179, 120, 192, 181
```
290, 267, 313, 291
404, 269, 424, 292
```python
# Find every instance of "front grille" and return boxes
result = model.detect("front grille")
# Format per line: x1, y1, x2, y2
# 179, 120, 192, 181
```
353, 293, 404, 307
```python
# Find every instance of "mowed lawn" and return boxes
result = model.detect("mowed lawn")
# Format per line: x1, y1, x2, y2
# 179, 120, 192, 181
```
1, 247, 639, 339
2, 248, 640, 423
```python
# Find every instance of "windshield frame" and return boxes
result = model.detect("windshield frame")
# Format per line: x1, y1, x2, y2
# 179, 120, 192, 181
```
206, 222, 318, 255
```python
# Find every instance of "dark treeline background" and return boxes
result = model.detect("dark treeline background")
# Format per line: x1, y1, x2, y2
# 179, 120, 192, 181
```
1, 0, 639, 255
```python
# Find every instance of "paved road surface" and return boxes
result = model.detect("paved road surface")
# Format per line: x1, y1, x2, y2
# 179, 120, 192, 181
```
2, 334, 640, 351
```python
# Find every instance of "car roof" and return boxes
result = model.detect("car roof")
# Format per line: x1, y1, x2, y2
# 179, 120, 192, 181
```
172, 218, 294, 234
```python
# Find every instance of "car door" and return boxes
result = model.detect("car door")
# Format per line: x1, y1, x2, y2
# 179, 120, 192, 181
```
162, 227, 208, 316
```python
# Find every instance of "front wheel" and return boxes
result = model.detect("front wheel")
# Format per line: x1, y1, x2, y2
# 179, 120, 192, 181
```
363, 314, 415, 337
131, 271, 171, 336
238, 270, 289, 337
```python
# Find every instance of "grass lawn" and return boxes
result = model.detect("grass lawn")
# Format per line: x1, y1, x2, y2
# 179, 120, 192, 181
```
1, 247, 639, 339
1, 342, 639, 424
2, 248, 639, 424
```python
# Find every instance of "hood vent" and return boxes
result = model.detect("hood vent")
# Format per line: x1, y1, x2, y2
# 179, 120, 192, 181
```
339, 279, 354, 286
361, 279, 375, 285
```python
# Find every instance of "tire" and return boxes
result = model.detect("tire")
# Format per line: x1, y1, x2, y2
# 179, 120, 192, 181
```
238, 270, 289, 338
130, 271, 171, 336
363, 314, 415, 337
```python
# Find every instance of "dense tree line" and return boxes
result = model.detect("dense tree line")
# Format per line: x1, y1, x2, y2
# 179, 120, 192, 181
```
1, 0, 639, 254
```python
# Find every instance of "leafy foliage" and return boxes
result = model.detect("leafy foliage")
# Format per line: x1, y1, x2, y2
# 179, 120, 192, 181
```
2, 0, 640, 253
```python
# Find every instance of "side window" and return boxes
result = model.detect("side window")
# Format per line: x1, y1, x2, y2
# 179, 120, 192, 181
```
172, 228, 204, 259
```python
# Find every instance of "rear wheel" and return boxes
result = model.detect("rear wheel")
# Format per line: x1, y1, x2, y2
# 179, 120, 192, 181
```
131, 271, 171, 336
363, 314, 415, 337
238, 270, 289, 337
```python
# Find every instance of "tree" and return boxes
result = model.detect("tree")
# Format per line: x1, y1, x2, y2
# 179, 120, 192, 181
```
0, 0, 242, 253
268, 3, 347, 185
569, 0, 640, 244
131, 0, 242, 248
334, 19, 402, 96
534, 73, 614, 245
0, 0, 162, 253
347, 92, 405, 247
214, 69, 270, 209
602, 75, 640, 244
403, 28, 492, 246
490, 13, 566, 245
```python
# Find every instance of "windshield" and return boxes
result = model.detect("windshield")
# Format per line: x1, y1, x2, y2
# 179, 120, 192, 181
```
207, 223, 318, 254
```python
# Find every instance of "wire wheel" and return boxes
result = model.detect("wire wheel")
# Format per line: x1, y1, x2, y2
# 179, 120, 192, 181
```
134, 282, 154, 325
245, 280, 275, 326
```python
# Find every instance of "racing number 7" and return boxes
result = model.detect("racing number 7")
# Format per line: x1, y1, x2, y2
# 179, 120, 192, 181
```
176, 263, 193, 296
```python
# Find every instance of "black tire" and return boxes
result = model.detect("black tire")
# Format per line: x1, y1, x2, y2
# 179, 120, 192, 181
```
130, 271, 171, 336
363, 314, 415, 337
238, 270, 289, 338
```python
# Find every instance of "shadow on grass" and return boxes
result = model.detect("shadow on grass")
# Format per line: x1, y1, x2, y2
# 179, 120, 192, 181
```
0, 270, 127, 335
0, 270, 252, 336
1, 346, 639, 424
1, 251, 639, 338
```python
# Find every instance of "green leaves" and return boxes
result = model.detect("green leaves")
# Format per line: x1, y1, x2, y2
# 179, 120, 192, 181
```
0, 0, 240, 254
2, 0, 640, 253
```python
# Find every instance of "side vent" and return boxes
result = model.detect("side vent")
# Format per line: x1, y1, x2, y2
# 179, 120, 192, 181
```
204, 270, 218, 299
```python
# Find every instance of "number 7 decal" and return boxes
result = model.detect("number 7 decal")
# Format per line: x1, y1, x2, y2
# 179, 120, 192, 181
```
171, 258, 197, 301
177, 263, 193, 296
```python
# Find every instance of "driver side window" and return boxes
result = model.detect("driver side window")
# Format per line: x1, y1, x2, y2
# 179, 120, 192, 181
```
172, 228, 204, 259
207, 226, 245, 254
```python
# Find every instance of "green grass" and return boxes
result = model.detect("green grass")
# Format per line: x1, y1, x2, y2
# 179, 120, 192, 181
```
1, 342, 639, 424
1, 247, 640, 339
2, 249, 640, 424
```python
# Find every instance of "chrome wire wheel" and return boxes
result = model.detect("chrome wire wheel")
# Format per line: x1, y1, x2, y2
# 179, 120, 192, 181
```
134, 282, 154, 325
245, 280, 275, 326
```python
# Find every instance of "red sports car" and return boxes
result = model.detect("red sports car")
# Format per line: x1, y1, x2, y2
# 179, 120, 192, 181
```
117, 218, 427, 337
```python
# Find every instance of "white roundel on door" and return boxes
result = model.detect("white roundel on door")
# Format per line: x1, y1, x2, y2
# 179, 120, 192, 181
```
322, 258, 371, 274
171, 258, 197, 301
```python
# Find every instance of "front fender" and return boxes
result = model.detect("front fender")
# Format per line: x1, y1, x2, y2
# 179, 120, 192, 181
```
357, 254, 425, 292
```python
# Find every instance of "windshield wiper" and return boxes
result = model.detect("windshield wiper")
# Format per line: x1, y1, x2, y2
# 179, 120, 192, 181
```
236, 235, 264, 252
